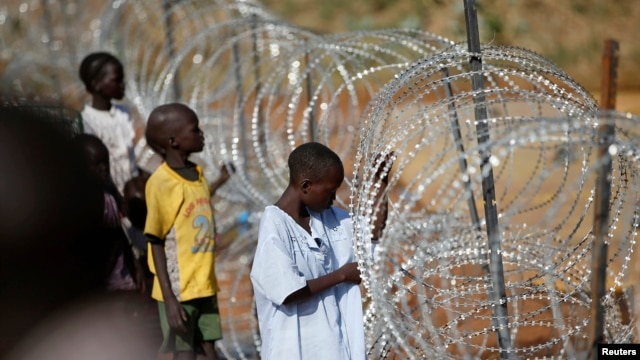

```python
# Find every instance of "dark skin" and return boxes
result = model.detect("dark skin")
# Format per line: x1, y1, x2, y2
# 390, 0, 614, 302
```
146, 104, 230, 360
276, 153, 393, 305
81, 138, 146, 292
122, 170, 152, 293
89, 61, 125, 111
82, 140, 110, 187
122, 170, 151, 230
371, 151, 394, 239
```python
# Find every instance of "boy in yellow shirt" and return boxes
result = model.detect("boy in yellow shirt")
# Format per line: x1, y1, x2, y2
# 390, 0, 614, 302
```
144, 103, 231, 359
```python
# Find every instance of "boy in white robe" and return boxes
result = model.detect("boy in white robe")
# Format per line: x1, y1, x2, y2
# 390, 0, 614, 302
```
250, 142, 391, 359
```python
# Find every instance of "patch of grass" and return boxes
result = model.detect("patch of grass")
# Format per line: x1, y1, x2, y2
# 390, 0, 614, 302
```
514, 19, 530, 36
345, 15, 376, 31
485, 14, 504, 38
547, 44, 568, 67
319, 3, 334, 22
570, 0, 588, 15
397, 14, 422, 30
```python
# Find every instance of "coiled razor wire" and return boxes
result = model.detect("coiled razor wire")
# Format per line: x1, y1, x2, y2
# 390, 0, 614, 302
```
351, 45, 638, 358
2, 0, 453, 357
2, 1, 639, 358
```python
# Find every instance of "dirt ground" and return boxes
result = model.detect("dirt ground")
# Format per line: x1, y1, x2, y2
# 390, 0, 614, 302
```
607, 92, 640, 114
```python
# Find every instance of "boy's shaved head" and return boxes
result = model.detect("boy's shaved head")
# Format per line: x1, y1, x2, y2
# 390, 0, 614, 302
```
288, 142, 343, 183
145, 103, 196, 156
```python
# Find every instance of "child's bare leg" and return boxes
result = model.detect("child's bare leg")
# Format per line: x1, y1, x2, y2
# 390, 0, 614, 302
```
197, 341, 218, 360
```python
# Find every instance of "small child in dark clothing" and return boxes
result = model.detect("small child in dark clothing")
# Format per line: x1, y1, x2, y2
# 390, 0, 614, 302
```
71, 133, 144, 292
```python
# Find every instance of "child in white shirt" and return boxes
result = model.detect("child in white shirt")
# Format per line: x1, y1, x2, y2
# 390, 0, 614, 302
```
79, 52, 137, 195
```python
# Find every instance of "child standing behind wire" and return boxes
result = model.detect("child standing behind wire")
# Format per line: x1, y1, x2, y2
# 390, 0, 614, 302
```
144, 103, 231, 360
79, 51, 139, 196
250, 142, 392, 359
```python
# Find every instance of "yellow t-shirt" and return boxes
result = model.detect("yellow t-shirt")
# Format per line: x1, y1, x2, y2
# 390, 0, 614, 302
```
144, 162, 219, 302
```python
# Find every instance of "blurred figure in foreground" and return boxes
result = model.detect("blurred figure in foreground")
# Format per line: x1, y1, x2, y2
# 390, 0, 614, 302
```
0, 104, 156, 359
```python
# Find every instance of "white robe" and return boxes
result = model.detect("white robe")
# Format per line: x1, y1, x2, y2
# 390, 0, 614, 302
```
81, 104, 136, 194
250, 205, 365, 360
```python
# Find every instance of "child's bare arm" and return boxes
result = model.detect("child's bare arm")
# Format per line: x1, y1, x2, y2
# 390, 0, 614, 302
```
133, 257, 146, 294
209, 162, 234, 196
282, 262, 361, 304
371, 152, 394, 239
150, 239, 187, 332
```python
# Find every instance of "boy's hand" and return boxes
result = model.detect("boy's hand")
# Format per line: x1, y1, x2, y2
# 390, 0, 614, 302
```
165, 295, 188, 333
219, 161, 235, 183
339, 262, 362, 284
210, 161, 235, 195
373, 151, 396, 182
134, 260, 146, 294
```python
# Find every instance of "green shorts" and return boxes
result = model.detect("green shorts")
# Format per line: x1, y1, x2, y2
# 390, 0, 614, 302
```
157, 295, 222, 353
